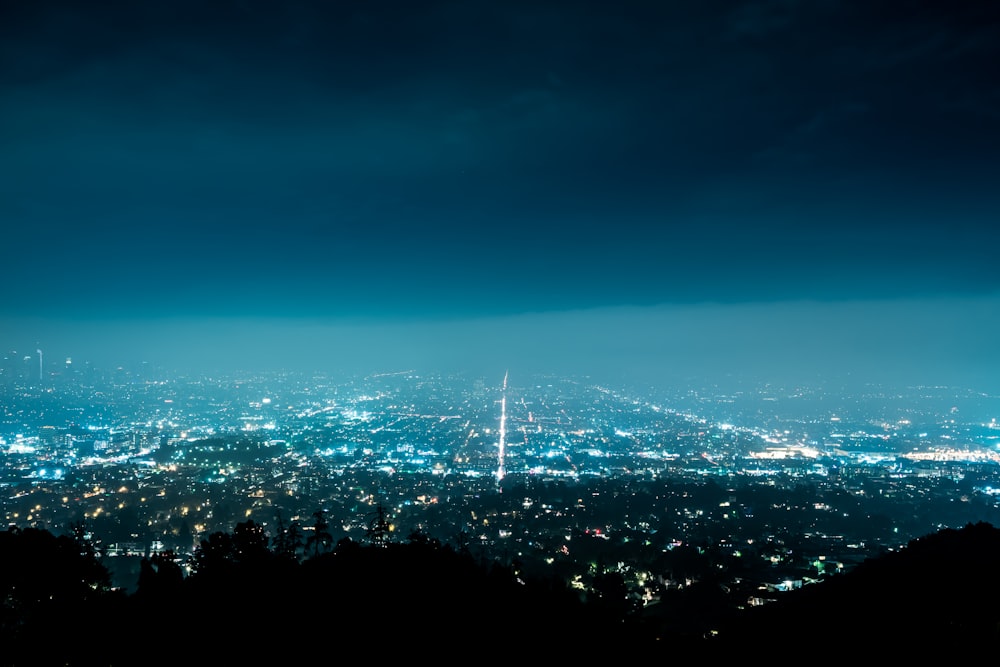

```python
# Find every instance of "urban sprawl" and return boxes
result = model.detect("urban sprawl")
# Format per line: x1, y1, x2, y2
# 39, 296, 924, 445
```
3, 355, 1000, 609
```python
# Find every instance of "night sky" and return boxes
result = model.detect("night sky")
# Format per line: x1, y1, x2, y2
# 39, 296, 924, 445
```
2, 1, 999, 389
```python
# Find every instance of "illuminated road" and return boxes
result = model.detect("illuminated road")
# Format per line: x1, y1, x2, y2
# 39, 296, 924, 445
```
497, 370, 508, 483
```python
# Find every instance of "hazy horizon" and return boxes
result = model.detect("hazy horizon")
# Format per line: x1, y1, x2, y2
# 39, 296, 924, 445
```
4, 294, 998, 396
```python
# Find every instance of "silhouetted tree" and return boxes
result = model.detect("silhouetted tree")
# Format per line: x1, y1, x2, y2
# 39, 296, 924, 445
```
167, 518, 194, 553
366, 503, 392, 547
454, 529, 472, 555
305, 510, 333, 559
334, 535, 359, 555
271, 512, 303, 563
190, 520, 273, 577
231, 519, 270, 567
591, 570, 630, 621
0, 525, 116, 661
406, 528, 441, 548
190, 530, 236, 577
136, 550, 184, 598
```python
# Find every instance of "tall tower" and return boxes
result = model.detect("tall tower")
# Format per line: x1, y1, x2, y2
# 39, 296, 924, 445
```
36, 349, 43, 383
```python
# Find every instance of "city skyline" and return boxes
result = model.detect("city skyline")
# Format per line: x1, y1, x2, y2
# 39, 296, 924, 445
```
2, 2, 999, 390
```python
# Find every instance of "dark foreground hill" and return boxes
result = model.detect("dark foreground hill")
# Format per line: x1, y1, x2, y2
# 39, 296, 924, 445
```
707, 520, 1000, 658
1, 531, 644, 665
3, 522, 1000, 664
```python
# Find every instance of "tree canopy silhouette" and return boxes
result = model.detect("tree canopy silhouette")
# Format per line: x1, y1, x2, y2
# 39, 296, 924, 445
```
5, 521, 1000, 663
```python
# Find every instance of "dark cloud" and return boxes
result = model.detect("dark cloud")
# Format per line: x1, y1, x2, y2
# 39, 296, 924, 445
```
0, 0, 998, 323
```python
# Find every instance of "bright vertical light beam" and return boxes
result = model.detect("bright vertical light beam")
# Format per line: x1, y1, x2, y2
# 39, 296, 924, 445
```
497, 370, 508, 483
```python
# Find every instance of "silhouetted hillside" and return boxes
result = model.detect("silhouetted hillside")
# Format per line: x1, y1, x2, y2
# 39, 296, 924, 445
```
0, 527, 646, 665
708, 521, 1000, 658
128, 540, 635, 663
4, 522, 1000, 664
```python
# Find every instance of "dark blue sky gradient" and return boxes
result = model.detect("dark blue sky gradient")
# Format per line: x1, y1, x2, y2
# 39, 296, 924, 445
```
2, 1, 999, 388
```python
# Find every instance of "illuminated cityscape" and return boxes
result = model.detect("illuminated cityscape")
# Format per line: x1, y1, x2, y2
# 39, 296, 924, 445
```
3, 350, 999, 611
3, 1, 999, 658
